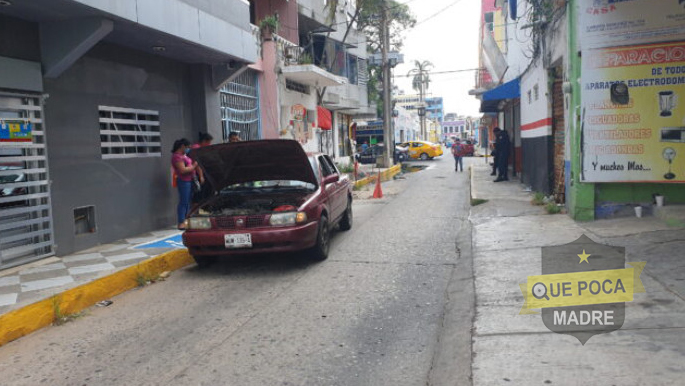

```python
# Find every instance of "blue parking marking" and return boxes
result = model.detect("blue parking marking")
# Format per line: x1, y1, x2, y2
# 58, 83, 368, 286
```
133, 234, 185, 249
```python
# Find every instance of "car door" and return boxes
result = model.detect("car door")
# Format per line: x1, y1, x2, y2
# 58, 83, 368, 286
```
407, 142, 419, 158
318, 155, 343, 220
322, 155, 346, 220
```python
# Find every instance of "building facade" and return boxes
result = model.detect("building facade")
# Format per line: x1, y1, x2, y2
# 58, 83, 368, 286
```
250, 0, 373, 164
0, 0, 257, 268
472, 0, 685, 220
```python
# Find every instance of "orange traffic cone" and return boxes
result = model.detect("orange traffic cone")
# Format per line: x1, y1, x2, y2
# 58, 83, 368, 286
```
372, 171, 383, 199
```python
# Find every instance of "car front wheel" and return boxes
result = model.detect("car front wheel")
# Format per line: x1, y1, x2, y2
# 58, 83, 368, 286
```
310, 215, 330, 261
420, 153, 429, 160
339, 199, 353, 231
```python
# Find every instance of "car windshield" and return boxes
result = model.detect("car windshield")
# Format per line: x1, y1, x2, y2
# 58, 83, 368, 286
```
220, 180, 316, 193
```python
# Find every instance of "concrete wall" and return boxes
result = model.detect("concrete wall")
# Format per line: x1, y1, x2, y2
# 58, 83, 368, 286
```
43, 42, 195, 255
0, 15, 41, 62
254, 0, 299, 44
73, 0, 256, 63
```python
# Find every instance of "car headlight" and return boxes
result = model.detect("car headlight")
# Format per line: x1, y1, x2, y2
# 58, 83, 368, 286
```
270, 212, 307, 226
188, 217, 211, 230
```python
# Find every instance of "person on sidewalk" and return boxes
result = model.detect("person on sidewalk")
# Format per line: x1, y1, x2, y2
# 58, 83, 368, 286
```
228, 131, 241, 143
190, 132, 214, 203
171, 138, 199, 230
493, 127, 511, 182
191, 132, 213, 149
451, 138, 466, 172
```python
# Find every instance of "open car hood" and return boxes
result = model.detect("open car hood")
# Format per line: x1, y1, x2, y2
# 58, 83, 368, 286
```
191, 140, 318, 191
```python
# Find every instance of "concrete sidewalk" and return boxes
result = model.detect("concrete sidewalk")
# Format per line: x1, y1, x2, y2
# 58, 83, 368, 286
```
0, 228, 194, 346
0, 229, 186, 316
468, 163, 685, 385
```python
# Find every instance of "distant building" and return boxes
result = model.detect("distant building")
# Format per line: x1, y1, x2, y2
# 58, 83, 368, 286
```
425, 97, 444, 123
393, 94, 444, 123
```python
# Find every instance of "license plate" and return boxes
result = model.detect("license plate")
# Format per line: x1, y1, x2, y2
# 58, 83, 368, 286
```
224, 233, 252, 249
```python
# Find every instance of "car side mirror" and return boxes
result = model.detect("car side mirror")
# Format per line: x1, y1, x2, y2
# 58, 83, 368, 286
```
322, 174, 339, 185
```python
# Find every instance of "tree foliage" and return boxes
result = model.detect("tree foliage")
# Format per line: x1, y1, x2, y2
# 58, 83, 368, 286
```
324, 0, 416, 116
408, 60, 433, 94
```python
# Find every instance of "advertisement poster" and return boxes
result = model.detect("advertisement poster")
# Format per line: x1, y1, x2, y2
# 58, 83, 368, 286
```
281, 104, 311, 145
579, 0, 685, 49
581, 42, 685, 183
0, 122, 32, 142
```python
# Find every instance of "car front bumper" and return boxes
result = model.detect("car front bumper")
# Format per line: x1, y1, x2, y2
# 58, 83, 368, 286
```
182, 221, 319, 256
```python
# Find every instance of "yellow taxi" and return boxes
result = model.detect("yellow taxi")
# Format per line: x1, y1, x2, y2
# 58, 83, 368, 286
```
400, 141, 444, 160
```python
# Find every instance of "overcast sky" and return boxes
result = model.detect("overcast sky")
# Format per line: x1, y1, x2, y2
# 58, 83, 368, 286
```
393, 0, 481, 118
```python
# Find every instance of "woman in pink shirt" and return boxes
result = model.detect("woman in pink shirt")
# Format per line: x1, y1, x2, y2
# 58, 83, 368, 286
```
171, 138, 199, 229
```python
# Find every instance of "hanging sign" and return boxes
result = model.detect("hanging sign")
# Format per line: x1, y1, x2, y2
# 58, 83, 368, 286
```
579, 0, 685, 49
0, 122, 33, 142
581, 42, 685, 183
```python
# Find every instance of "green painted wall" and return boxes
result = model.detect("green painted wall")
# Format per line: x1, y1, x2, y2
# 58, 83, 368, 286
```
567, 0, 595, 221
596, 184, 685, 205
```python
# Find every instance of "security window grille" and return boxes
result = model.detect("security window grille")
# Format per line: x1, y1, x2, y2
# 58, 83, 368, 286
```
99, 106, 160, 159
220, 70, 260, 141
0, 92, 55, 269
358, 58, 368, 86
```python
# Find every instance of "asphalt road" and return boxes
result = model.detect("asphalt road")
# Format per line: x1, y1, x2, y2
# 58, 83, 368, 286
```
0, 155, 476, 386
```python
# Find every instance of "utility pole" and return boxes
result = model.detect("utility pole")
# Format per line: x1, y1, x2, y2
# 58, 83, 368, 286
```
381, 0, 393, 168
419, 78, 425, 140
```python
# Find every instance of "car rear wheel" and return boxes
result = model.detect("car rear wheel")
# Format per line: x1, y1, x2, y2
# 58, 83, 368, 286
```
420, 153, 429, 160
193, 255, 216, 268
339, 199, 353, 231
310, 215, 330, 261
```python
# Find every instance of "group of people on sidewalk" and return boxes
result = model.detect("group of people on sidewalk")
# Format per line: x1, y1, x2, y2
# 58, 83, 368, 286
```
170, 131, 241, 230
450, 126, 510, 181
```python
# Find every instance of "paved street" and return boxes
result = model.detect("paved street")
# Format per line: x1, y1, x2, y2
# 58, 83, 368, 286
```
0, 156, 475, 386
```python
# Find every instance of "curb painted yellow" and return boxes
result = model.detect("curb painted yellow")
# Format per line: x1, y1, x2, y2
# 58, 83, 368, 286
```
0, 249, 193, 348
354, 164, 402, 189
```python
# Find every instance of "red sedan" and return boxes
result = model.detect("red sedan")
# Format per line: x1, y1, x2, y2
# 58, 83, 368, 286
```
182, 140, 352, 267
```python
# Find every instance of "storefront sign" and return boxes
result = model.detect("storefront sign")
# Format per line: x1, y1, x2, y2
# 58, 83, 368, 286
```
579, 0, 685, 49
581, 42, 685, 183
0, 122, 32, 142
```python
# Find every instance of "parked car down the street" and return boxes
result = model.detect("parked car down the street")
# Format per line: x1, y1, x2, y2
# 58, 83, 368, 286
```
182, 139, 353, 266
355, 144, 408, 164
399, 141, 444, 160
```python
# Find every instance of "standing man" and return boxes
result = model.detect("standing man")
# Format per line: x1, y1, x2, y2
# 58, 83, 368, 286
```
228, 131, 241, 143
493, 127, 511, 182
451, 138, 465, 172
489, 129, 498, 176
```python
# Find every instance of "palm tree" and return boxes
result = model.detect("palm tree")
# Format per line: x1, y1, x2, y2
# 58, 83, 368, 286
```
407, 60, 433, 139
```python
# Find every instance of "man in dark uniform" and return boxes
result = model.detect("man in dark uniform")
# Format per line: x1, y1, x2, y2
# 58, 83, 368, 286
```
493, 127, 510, 182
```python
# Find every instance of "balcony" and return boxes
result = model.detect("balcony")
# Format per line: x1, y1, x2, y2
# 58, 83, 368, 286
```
278, 35, 368, 89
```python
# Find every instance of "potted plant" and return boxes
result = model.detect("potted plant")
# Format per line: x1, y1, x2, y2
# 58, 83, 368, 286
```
298, 51, 313, 65
259, 15, 279, 40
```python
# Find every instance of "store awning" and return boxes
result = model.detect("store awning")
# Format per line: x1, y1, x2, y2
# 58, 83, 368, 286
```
480, 78, 520, 113
483, 78, 520, 101
317, 106, 332, 130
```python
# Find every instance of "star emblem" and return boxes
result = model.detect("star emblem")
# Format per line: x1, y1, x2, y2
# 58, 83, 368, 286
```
578, 250, 591, 264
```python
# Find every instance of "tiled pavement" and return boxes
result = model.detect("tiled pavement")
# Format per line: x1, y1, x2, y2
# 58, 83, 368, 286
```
0, 229, 185, 316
